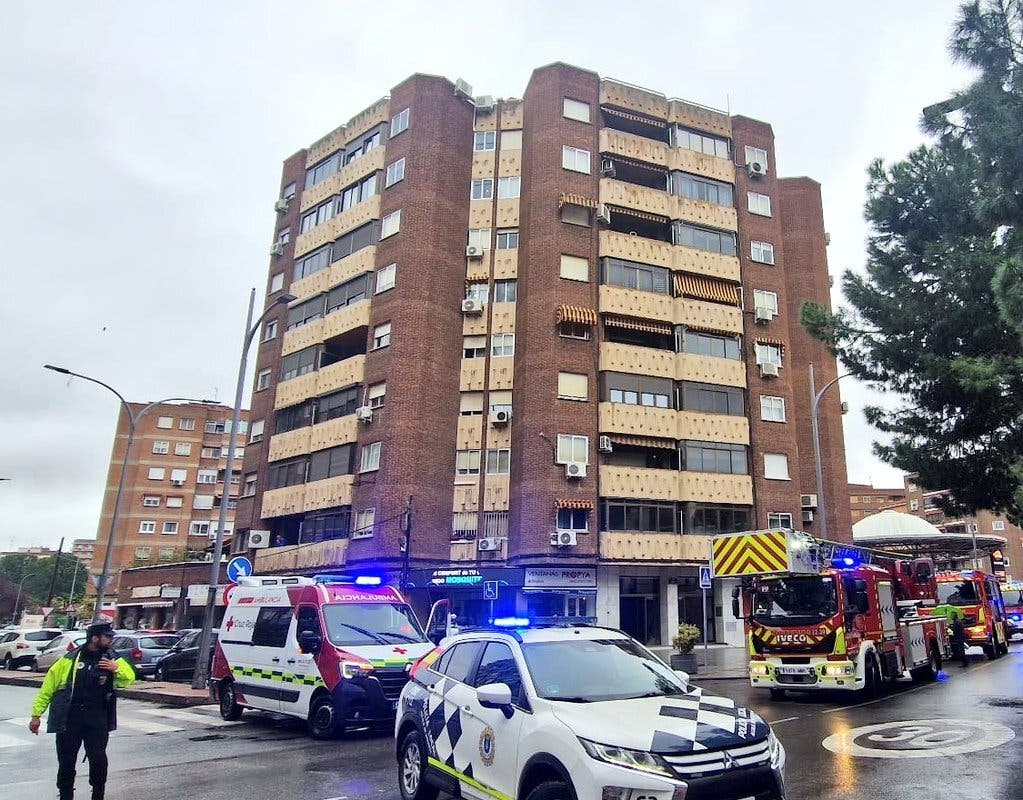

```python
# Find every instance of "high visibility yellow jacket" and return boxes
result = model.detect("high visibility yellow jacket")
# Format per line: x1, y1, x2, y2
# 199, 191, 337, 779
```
32, 647, 134, 732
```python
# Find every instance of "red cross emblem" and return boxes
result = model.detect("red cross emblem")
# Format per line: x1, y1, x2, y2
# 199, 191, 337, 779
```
393, 646, 408, 655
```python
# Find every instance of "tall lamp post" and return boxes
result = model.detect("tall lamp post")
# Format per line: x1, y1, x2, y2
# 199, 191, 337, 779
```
809, 364, 853, 540
12, 571, 43, 625
44, 364, 216, 623
192, 288, 294, 689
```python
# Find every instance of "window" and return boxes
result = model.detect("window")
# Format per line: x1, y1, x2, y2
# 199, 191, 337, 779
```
353, 509, 375, 538
473, 642, 525, 707
493, 279, 517, 303
376, 263, 396, 293
249, 420, 265, 443
206, 419, 227, 434
500, 130, 522, 150
562, 145, 591, 173
760, 395, 786, 422
142, 496, 160, 507
603, 500, 677, 533
156, 417, 173, 429
309, 445, 355, 481
372, 322, 391, 350
171, 468, 187, 483
463, 335, 487, 359
471, 179, 494, 200
682, 330, 741, 360
485, 448, 510, 474
193, 495, 215, 511
680, 382, 744, 415
139, 521, 156, 534
556, 434, 588, 464
561, 204, 591, 226
497, 176, 520, 199
763, 454, 791, 480
367, 382, 386, 409
360, 441, 381, 473
162, 522, 179, 535
385, 157, 406, 187
281, 182, 297, 201
456, 450, 482, 476
605, 372, 673, 409
993, 520, 1006, 531
281, 347, 318, 381
491, 333, 515, 357
683, 441, 748, 475
755, 343, 783, 366
173, 442, 191, 456
189, 521, 211, 537
179, 418, 196, 431
337, 173, 379, 212
390, 107, 409, 137
197, 470, 217, 484
301, 197, 337, 232
671, 173, 734, 207
152, 440, 169, 454
563, 98, 591, 123
277, 227, 291, 246
434, 642, 485, 684
166, 496, 183, 508
674, 127, 730, 159
675, 223, 736, 256
147, 468, 165, 480
473, 131, 496, 151
325, 273, 370, 313
268, 458, 309, 490
286, 297, 323, 330
380, 210, 401, 238
465, 282, 488, 305
602, 257, 670, 294
316, 388, 359, 422
688, 504, 750, 535
253, 607, 292, 648
134, 546, 151, 560
305, 152, 342, 189
495, 228, 518, 250
769, 513, 792, 529
242, 473, 257, 497
269, 272, 284, 293
751, 241, 775, 265
748, 192, 772, 217
468, 228, 491, 251
744, 145, 769, 170
557, 508, 588, 532
294, 245, 332, 281
560, 254, 589, 282
557, 372, 588, 401
753, 290, 779, 315
460, 392, 484, 416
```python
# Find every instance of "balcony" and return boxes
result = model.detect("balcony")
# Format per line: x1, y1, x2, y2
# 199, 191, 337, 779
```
255, 538, 349, 572
600, 80, 669, 122
599, 285, 672, 324
670, 148, 735, 185
674, 196, 737, 233
680, 472, 753, 504
599, 464, 753, 505
599, 403, 677, 440
496, 199, 519, 228
600, 178, 670, 219
274, 354, 366, 410
309, 415, 358, 453
472, 150, 495, 180
600, 342, 675, 379
599, 532, 712, 563
493, 248, 518, 280
674, 298, 743, 334
301, 146, 387, 212
294, 195, 381, 259
291, 247, 377, 304
267, 428, 312, 463
678, 411, 749, 445
678, 353, 746, 388
280, 300, 371, 358
668, 98, 731, 138
261, 485, 306, 519
456, 415, 484, 449
304, 474, 354, 512
599, 231, 740, 283
600, 129, 669, 168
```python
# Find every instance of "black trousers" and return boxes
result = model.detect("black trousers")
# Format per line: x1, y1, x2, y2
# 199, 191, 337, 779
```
55, 712, 109, 800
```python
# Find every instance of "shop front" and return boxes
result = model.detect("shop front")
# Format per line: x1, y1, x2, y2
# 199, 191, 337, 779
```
406, 567, 524, 628
522, 567, 597, 620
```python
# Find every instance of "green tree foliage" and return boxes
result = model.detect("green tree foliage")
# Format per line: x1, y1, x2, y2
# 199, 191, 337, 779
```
0, 553, 88, 610
802, 1, 1023, 519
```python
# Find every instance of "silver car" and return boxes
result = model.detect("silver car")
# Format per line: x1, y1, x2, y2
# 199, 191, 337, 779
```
33, 632, 87, 672
111, 633, 180, 677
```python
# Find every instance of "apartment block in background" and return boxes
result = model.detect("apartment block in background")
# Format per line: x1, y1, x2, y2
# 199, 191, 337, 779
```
71, 538, 95, 568
234, 64, 850, 648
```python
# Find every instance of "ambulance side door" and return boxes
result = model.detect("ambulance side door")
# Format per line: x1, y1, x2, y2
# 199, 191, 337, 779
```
281, 605, 325, 717
247, 605, 294, 712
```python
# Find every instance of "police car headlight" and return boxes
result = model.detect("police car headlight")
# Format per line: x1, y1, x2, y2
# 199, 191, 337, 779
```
342, 661, 374, 679
768, 732, 783, 768
580, 738, 674, 778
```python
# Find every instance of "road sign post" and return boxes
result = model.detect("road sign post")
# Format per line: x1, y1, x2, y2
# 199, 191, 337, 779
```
699, 566, 712, 667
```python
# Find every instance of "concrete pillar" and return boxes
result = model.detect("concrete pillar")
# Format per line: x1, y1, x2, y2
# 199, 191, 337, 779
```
664, 579, 679, 646
597, 566, 619, 628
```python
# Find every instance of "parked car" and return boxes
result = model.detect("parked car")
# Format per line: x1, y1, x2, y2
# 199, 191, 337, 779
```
33, 632, 87, 672
154, 629, 218, 681
0, 628, 63, 669
111, 633, 180, 678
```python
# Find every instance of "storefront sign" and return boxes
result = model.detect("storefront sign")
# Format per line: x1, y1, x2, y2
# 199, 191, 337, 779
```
187, 583, 227, 606
431, 568, 483, 586
160, 586, 182, 600
131, 585, 162, 599
524, 568, 596, 589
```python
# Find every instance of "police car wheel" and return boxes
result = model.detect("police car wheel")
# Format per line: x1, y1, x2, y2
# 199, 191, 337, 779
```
398, 729, 438, 800
309, 695, 342, 739
525, 780, 573, 800
219, 682, 244, 721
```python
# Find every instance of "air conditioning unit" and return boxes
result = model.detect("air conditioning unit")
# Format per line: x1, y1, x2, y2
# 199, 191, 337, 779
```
802, 510, 815, 524
477, 537, 502, 552
461, 298, 484, 315
455, 78, 473, 98
491, 408, 511, 426
600, 158, 616, 177
248, 530, 270, 549
355, 406, 374, 423
466, 245, 484, 259
171, 479, 185, 487
759, 362, 779, 378
800, 494, 819, 509
598, 435, 613, 454
551, 530, 578, 547
274, 199, 289, 213
595, 204, 611, 225
754, 306, 774, 323
565, 461, 587, 479
474, 95, 495, 111
270, 243, 284, 257
747, 161, 767, 178
840, 401, 849, 414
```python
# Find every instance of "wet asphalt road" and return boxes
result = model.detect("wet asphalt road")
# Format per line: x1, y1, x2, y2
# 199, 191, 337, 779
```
1, 642, 1020, 800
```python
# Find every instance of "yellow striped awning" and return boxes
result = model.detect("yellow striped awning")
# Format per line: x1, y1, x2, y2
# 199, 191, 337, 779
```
554, 498, 595, 510
559, 193, 598, 209
682, 322, 739, 336
608, 205, 669, 224
556, 305, 597, 326
602, 107, 667, 127
608, 433, 677, 450
604, 314, 672, 336
608, 155, 668, 174
674, 273, 741, 306
755, 336, 786, 352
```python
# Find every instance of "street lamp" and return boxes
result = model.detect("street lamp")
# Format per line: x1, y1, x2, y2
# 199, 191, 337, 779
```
809, 364, 853, 540
44, 364, 216, 623
12, 571, 43, 625
192, 288, 294, 689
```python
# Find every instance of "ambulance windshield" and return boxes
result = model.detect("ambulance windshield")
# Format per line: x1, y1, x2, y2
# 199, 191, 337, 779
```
321, 603, 427, 647
936, 581, 980, 606
751, 576, 838, 626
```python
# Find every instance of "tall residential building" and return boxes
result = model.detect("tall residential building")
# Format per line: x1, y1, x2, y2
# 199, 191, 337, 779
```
234, 64, 850, 647
91, 402, 249, 597
71, 538, 95, 568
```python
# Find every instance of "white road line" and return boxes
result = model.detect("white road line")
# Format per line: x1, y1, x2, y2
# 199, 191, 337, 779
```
0, 730, 34, 749
765, 715, 800, 724
116, 717, 183, 734
135, 707, 241, 727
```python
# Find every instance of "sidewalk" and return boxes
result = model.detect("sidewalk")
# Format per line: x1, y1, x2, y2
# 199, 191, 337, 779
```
649, 644, 749, 680
0, 671, 212, 706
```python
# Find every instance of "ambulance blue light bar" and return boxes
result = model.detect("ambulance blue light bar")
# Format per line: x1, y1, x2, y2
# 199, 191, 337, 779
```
492, 617, 530, 628
355, 575, 382, 586
313, 574, 355, 584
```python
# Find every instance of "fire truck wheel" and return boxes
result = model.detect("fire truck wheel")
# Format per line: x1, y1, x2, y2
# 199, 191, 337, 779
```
769, 688, 786, 700
911, 643, 941, 682
861, 654, 881, 699
983, 641, 999, 660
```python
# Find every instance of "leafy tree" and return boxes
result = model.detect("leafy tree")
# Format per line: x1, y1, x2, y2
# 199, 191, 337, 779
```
0, 553, 88, 611
802, 0, 1023, 519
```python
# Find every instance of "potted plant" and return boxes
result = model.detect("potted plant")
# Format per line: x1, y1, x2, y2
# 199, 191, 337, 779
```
669, 623, 700, 674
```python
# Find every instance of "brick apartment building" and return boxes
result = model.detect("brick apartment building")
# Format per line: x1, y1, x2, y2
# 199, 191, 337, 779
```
72, 538, 95, 568
232, 64, 851, 648
91, 402, 249, 605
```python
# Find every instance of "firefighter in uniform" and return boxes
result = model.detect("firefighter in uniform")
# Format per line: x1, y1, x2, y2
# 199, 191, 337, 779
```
933, 603, 969, 667
28, 622, 135, 800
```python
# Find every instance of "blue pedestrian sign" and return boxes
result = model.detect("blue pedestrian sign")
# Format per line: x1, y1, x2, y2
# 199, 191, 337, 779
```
484, 581, 499, 601
227, 556, 253, 582
699, 566, 712, 589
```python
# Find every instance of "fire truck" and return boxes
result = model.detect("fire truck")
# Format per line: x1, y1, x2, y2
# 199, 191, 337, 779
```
929, 570, 1010, 658
711, 528, 949, 700
1003, 580, 1023, 639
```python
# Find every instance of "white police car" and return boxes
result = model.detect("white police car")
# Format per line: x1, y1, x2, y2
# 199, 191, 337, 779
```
395, 619, 785, 800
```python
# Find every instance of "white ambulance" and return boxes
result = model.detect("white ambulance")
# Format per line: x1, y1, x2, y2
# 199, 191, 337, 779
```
210, 574, 433, 738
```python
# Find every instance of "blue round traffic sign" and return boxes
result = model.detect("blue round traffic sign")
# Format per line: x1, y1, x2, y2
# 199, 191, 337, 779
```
227, 556, 252, 582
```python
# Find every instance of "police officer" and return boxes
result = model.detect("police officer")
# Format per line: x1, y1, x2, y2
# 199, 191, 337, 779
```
28, 622, 135, 800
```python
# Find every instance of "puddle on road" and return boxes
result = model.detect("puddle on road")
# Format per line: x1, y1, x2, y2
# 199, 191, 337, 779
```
984, 697, 1023, 708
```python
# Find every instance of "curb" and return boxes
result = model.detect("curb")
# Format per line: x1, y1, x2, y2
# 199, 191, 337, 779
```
0, 673, 212, 707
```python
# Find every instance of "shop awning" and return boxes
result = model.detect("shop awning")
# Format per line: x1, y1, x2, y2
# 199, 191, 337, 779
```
554, 498, 595, 510
602, 107, 667, 128
604, 314, 672, 336
674, 273, 741, 305
556, 305, 597, 326
608, 432, 677, 450
559, 193, 598, 209
607, 205, 669, 224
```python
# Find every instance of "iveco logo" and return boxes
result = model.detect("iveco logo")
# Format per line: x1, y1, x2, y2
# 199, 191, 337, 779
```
722, 751, 738, 771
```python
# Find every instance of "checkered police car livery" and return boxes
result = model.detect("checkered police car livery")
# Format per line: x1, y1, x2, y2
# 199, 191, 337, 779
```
395, 622, 786, 800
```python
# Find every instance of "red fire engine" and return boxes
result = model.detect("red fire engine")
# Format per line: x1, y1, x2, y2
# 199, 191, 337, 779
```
711, 529, 950, 700
928, 570, 1011, 658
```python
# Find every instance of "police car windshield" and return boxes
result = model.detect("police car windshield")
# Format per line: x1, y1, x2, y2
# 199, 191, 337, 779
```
751, 576, 838, 626
936, 581, 980, 606
321, 603, 427, 647
521, 638, 687, 702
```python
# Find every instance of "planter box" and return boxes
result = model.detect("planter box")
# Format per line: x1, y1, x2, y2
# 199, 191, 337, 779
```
670, 652, 698, 674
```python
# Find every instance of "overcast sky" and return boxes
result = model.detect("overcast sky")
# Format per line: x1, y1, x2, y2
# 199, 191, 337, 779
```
0, 1, 969, 550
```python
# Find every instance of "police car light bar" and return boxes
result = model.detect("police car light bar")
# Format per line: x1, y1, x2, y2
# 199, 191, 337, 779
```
491, 617, 530, 628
